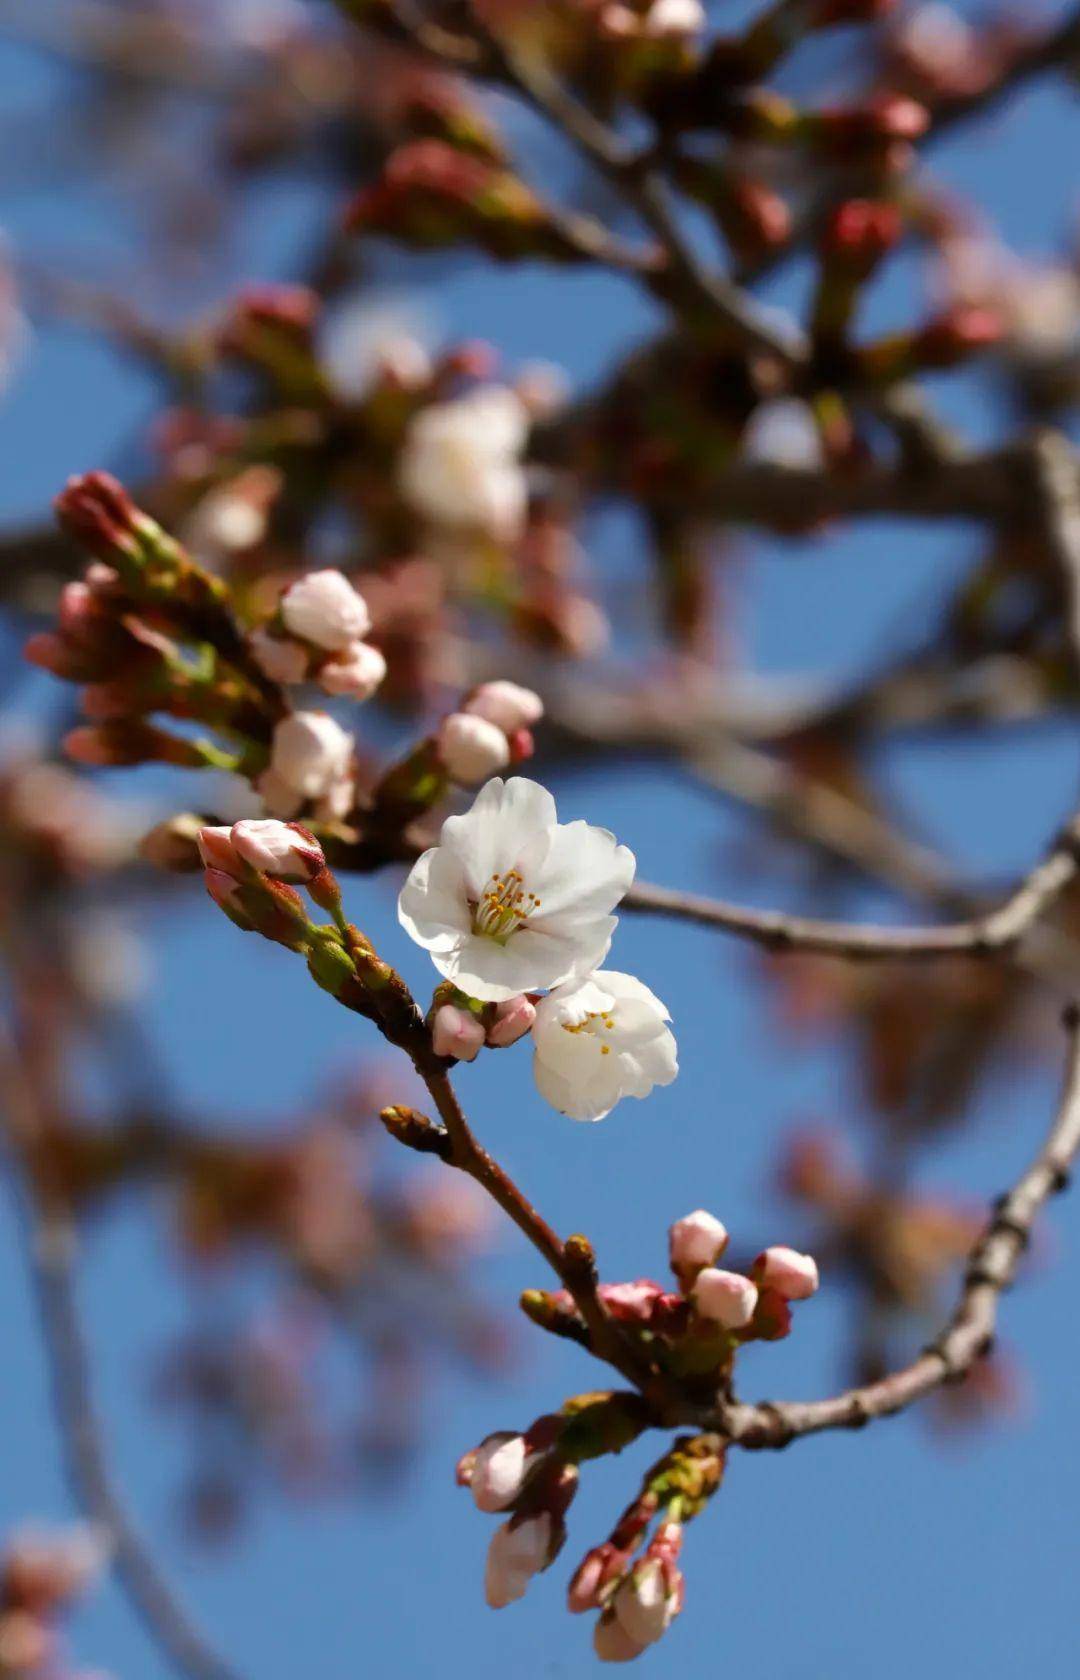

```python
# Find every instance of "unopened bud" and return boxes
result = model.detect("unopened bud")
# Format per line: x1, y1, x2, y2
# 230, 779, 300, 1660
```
281, 568, 371, 652
432, 1002, 485, 1062
230, 817, 325, 880
692, 1267, 759, 1329
669, 1209, 729, 1277
467, 1432, 529, 1512
753, 1245, 820, 1299
486, 994, 537, 1047
319, 640, 387, 701
484, 1513, 554, 1609
437, 712, 511, 783
464, 680, 544, 734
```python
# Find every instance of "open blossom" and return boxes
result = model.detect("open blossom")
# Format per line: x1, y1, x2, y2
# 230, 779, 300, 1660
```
438, 712, 511, 783
281, 568, 371, 651
692, 1267, 759, 1329
398, 386, 529, 538
465, 681, 543, 734
484, 1514, 553, 1608
398, 777, 634, 1002
531, 970, 677, 1122
319, 640, 387, 700
466, 1433, 530, 1512
258, 712, 354, 818
755, 1246, 820, 1300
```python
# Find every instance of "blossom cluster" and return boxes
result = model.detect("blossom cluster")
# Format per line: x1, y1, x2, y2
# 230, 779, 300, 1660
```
399, 775, 678, 1120
460, 1210, 818, 1661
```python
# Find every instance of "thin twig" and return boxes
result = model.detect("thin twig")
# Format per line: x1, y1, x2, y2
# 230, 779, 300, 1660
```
708, 1004, 1080, 1447
623, 808, 1080, 960
0, 1021, 247, 1680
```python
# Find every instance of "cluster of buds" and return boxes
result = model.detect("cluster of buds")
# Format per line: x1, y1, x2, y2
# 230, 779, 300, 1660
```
457, 1392, 648, 1611
249, 567, 387, 702
0, 1523, 107, 1676
344, 141, 590, 264
194, 817, 424, 1052
27, 473, 284, 781
430, 987, 538, 1063
568, 1432, 723, 1662
523, 1210, 819, 1376
369, 680, 543, 827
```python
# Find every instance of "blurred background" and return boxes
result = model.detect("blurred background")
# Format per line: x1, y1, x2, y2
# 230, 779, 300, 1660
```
1, 2, 1079, 1676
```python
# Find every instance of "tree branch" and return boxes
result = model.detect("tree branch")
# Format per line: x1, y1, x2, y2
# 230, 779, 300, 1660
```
708, 1003, 1080, 1448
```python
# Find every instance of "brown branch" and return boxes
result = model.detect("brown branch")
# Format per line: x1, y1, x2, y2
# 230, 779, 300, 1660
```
708, 1003, 1080, 1448
0, 1022, 247, 1680
415, 1063, 660, 1396
623, 808, 1080, 961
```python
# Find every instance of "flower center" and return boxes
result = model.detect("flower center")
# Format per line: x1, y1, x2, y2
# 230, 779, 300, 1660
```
471, 869, 541, 943
562, 1010, 616, 1054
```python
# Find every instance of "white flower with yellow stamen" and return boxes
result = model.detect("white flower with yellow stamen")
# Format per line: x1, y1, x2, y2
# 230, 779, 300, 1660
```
397, 777, 634, 1002
531, 970, 677, 1122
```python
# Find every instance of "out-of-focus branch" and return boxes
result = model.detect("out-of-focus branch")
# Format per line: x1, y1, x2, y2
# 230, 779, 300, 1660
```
624, 808, 1080, 960
0, 1022, 247, 1680
709, 1004, 1080, 1448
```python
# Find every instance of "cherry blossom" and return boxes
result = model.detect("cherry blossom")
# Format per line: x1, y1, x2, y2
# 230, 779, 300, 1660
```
398, 777, 634, 1002
531, 970, 677, 1122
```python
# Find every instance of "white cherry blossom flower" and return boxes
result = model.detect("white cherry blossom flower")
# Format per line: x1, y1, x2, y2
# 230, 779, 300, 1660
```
398, 386, 529, 539
531, 970, 677, 1122
398, 778, 634, 1002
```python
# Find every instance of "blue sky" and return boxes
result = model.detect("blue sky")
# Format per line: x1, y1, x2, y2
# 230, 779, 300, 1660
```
2, 7, 1080, 1678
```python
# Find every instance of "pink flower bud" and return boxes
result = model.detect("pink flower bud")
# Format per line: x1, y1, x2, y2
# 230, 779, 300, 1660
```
465, 680, 544, 734
281, 569, 372, 651
203, 868, 250, 922
432, 1003, 485, 1062
692, 1267, 759, 1329
594, 1612, 646, 1663
669, 1209, 729, 1276
249, 628, 309, 685
754, 1246, 820, 1300
484, 1514, 553, 1608
437, 712, 511, 783
319, 640, 387, 700
230, 818, 325, 880
196, 826, 241, 875
468, 1433, 529, 1512
613, 1556, 682, 1648
599, 1280, 665, 1324
486, 994, 537, 1047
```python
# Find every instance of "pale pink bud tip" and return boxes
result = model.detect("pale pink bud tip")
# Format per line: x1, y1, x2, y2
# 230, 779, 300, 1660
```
437, 712, 511, 784
230, 817, 325, 880
432, 1003, 485, 1063
468, 1433, 528, 1512
196, 825, 241, 875
756, 1246, 820, 1300
692, 1267, 759, 1329
484, 1514, 552, 1608
486, 994, 537, 1048
465, 680, 544, 734
281, 568, 371, 650
669, 1209, 729, 1273
614, 1559, 682, 1648
594, 1613, 646, 1663
319, 641, 387, 700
